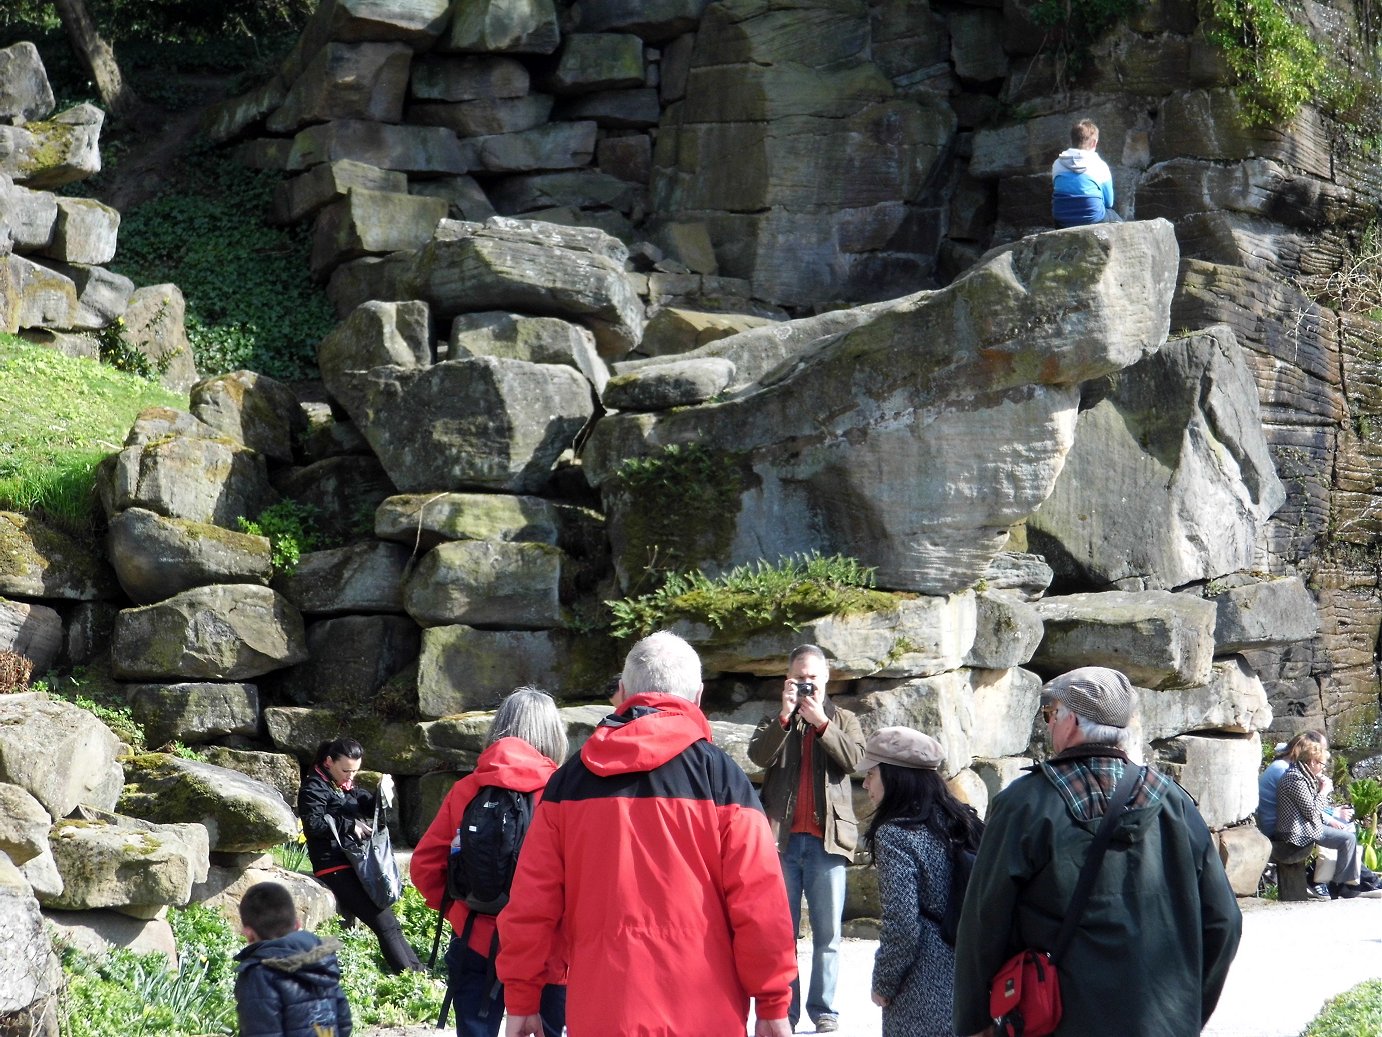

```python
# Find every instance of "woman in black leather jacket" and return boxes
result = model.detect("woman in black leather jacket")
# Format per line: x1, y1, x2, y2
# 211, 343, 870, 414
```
298, 736, 422, 973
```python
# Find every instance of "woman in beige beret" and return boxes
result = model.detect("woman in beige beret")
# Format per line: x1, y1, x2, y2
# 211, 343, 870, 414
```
861, 726, 982, 1037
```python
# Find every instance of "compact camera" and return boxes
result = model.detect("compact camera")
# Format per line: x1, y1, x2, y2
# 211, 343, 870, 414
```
794, 681, 817, 699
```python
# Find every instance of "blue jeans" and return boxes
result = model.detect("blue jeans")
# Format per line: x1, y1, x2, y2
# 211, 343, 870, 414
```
444, 937, 565, 1037
782, 832, 846, 1025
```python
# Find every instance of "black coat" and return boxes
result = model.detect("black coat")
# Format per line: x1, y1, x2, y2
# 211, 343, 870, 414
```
234, 929, 352, 1037
298, 768, 375, 873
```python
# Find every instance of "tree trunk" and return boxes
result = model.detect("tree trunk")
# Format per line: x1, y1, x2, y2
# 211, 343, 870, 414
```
50, 0, 141, 121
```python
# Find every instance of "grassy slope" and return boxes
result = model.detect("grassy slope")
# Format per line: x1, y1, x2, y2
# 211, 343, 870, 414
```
0, 333, 185, 533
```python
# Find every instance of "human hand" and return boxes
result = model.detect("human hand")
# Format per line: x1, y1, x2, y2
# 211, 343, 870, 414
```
871, 990, 890, 1007
352, 819, 373, 840
377, 773, 395, 808
780, 679, 799, 722
504, 1015, 542, 1037
754, 1018, 792, 1037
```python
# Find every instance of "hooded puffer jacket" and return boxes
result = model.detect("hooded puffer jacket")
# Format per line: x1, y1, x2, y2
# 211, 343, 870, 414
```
234, 929, 352, 1037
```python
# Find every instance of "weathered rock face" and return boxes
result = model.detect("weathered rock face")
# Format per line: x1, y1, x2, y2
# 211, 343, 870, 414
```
335, 355, 595, 493
124, 683, 261, 748
1027, 324, 1285, 590
190, 371, 309, 465
404, 539, 565, 628
0, 873, 60, 1033
106, 507, 272, 605
110, 584, 308, 681
0, 511, 117, 600
43, 815, 206, 914
116, 755, 298, 853
0, 695, 123, 818
1032, 589, 1217, 689
0, 783, 51, 867
653, 0, 956, 305
107, 432, 277, 527
587, 220, 1178, 594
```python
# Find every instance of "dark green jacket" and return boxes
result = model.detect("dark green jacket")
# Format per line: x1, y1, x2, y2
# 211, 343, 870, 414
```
748, 699, 865, 860
952, 746, 1241, 1037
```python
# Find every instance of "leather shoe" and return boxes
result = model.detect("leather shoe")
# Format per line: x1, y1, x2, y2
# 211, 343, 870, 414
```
815, 1017, 839, 1033
1338, 882, 1382, 899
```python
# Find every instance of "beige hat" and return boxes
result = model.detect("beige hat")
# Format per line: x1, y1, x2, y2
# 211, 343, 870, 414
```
860, 726, 945, 771
1043, 666, 1136, 728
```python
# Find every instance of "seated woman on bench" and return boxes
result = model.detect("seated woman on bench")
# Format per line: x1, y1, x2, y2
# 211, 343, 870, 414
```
1275, 737, 1377, 900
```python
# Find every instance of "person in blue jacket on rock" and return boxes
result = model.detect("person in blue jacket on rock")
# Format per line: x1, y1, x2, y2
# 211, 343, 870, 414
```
1051, 119, 1122, 227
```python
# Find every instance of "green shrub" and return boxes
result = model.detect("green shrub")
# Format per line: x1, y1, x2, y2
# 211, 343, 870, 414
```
1303, 979, 1382, 1036
322, 886, 446, 1023
608, 552, 890, 640
60, 904, 239, 1037
237, 500, 324, 575
1198, 0, 1327, 126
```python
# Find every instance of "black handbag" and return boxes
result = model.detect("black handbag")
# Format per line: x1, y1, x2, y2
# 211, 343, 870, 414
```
325, 794, 402, 910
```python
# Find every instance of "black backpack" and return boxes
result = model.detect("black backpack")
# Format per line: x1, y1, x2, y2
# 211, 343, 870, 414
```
432, 786, 536, 1028
920, 841, 976, 947
447, 786, 534, 914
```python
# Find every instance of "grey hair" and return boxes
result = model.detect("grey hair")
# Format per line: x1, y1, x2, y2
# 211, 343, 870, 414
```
1058, 705, 1132, 750
622, 631, 701, 700
486, 686, 567, 765
788, 643, 830, 680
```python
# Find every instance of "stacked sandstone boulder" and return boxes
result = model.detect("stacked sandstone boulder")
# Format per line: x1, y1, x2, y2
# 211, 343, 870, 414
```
0, 42, 195, 391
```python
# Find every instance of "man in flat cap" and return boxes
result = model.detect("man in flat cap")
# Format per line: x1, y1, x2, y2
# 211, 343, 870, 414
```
952, 666, 1242, 1037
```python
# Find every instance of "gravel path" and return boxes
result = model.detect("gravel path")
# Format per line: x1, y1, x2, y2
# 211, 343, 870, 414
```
362, 897, 1382, 1036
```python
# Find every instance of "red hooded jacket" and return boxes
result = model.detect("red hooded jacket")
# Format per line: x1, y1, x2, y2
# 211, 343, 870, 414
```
412, 736, 564, 978
497, 694, 796, 1036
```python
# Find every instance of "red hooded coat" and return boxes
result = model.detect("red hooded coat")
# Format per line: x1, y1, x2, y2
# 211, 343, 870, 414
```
497, 693, 797, 1036
412, 736, 564, 978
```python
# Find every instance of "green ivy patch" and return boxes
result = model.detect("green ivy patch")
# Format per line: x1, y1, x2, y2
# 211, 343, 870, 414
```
1198, 0, 1326, 126
109, 142, 334, 380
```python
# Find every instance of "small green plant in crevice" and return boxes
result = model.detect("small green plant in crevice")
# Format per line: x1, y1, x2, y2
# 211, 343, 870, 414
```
237, 500, 324, 575
33, 668, 145, 750
613, 443, 747, 587
607, 552, 891, 640
94, 315, 175, 382
270, 831, 311, 874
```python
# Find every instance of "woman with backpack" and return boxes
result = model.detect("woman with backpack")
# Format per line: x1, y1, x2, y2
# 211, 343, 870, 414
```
298, 735, 423, 973
412, 687, 569, 1037
861, 726, 982, 1037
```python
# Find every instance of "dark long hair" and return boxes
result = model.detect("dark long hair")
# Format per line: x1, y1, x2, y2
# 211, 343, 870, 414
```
864, 763, 983, 859
313, 737, 363, 768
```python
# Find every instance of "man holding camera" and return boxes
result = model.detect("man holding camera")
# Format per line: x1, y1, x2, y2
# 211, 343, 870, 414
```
749, 644, 866, 1034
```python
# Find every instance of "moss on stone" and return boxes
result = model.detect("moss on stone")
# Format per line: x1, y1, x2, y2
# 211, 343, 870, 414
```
611, 443, 747, 582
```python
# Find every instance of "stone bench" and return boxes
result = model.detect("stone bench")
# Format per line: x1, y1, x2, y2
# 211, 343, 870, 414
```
1270, 838, 1316, 902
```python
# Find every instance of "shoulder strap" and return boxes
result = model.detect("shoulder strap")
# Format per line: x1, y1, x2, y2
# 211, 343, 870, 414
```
1051, 763, 1142, 965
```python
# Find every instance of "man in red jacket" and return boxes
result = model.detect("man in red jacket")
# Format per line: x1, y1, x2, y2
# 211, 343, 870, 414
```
497, 630, 797, 1037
